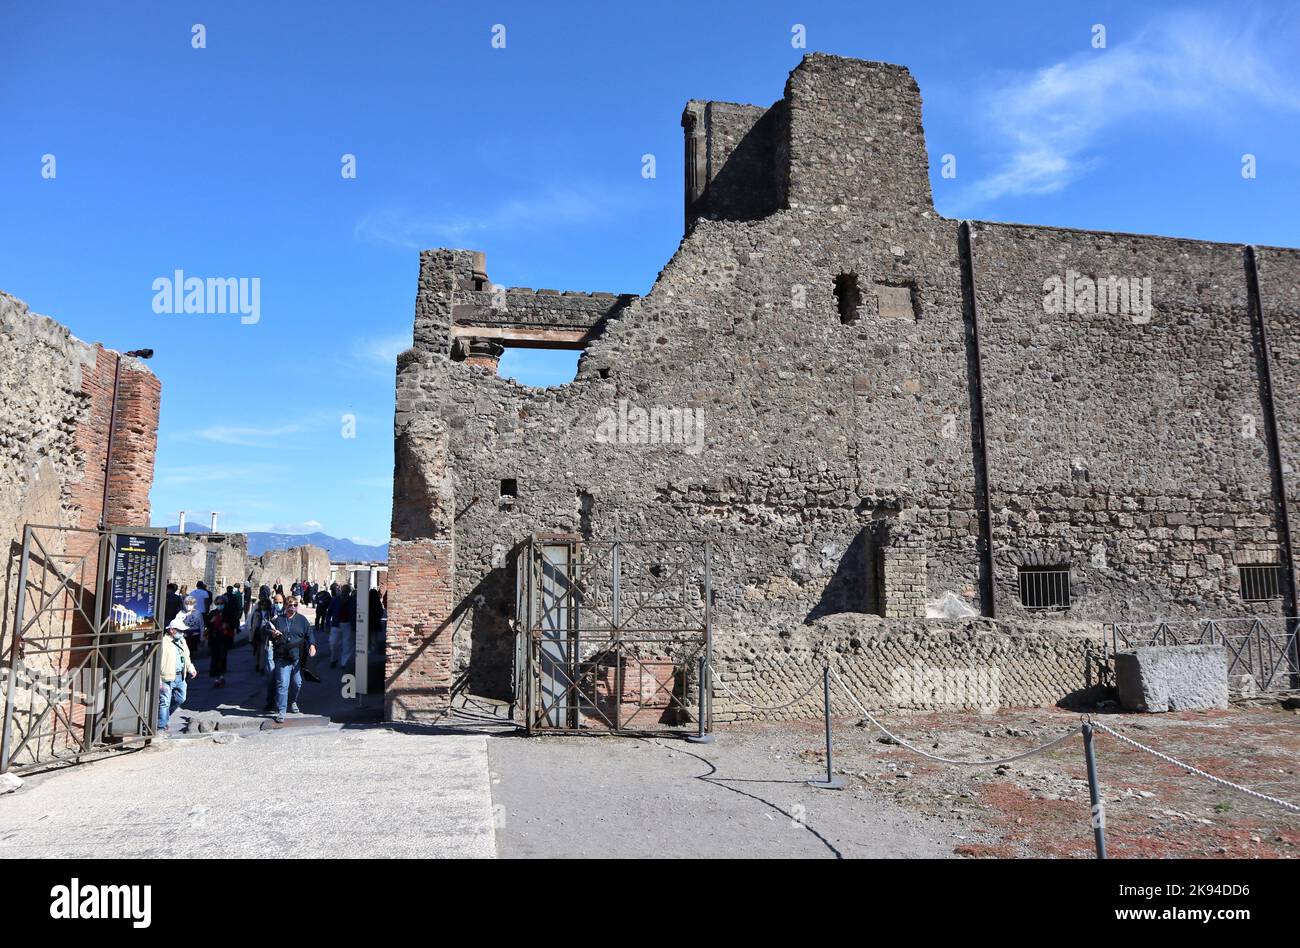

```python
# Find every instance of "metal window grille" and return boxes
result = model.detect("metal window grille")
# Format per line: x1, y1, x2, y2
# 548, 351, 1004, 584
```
1239, 564, 1282, 602
1018, 566, 1070, 611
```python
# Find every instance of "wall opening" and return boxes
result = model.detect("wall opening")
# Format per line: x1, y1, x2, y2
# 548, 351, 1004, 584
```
1239, 564, 1282, 602
834, 273, 861, 325
577, 490, 593, 539
1017, 565, 1071, 611
500, 479, 518, 499
497, 348, 581, 387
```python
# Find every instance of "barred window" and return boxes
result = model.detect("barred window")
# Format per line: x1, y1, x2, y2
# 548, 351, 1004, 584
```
1018, 565, 1070, 611
1239, 564, 1282, 602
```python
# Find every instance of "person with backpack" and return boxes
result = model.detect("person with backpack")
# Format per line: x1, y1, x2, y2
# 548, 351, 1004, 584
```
313, 587, 330, 636
223, 585, 243, 634
206, 596, 234, 687
263, 594, 316, 724
248, 595, 277, 675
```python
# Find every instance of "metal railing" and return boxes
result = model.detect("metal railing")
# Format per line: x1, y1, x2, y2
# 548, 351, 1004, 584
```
1107, 617, 1300, 691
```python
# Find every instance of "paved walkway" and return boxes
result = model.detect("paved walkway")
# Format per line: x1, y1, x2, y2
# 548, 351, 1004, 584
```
176, 632, 381, 733
0, 724, 496, 858
0, 641, 495, 858
487, 728, 955, 858
0, 643, 957, 859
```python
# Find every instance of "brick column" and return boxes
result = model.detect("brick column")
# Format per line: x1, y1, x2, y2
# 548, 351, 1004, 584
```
386, 367, 457, 720
104, 360, 160, 528
383, 538, 455, 721
878, 516, 928, 618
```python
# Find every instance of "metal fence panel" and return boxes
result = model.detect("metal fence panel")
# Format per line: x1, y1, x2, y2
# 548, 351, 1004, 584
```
513, 537, 711, 735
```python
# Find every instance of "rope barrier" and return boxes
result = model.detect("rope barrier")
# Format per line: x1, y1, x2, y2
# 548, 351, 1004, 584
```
827, 665, 1078, 766
711, 671, 824, 712
1091, 720, 1300, 815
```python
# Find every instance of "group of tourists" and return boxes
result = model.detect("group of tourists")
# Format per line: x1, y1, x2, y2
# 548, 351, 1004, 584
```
156, 577, 384, 731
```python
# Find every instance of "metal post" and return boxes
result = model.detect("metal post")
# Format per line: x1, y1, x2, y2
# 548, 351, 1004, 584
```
959, 220, 997, 619
686, 655, 714, 744
0, 526, 33, 773
1082, 721, 1107, 859
808, 666, 844, 790
1245, 247, 1300, 687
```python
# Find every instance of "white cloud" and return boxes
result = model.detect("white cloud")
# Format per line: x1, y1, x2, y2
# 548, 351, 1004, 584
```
194, 423, 303, 447
355, 185, 623, 249
355, 332, 412, 368
963, 9, 1300, 205
154, 463, 286, 486
266, 520, 325, 534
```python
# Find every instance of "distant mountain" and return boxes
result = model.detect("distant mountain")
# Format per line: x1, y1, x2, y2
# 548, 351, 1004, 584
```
163, 525, 387, 562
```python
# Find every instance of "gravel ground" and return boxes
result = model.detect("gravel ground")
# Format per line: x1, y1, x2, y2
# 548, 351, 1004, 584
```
487, 701, 1300, 859
776, 702, 1300, 858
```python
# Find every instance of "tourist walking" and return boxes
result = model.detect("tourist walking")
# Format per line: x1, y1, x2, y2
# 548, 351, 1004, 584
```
190, 580, 211, 618
263, 595, 316, 723
171, 593, 204, 667
248, 595, 276, 675
160, 600, 199, 731
207, 596, 234, 687
164, 582, 184, 627
314, 586, 330, 635
327, 585, 347, 668
339, 584, 357, 671
223, 585, 243, 633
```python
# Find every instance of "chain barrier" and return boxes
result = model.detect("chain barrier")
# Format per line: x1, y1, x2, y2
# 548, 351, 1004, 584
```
1090, 720, 1300, 814
827, 665, 1079, 766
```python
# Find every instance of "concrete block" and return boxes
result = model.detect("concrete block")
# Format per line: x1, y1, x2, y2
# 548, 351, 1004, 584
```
1114, 645, 1228, 712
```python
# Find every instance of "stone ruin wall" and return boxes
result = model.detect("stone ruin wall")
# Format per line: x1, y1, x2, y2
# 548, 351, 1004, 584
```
386, 54, 1300, 722
0, 291, 161, 761
166, 535, 331, 599
1, 292, 161, 649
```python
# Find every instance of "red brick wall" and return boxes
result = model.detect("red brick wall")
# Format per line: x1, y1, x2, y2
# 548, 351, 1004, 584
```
64, 347, 159, 640
384, 538, 455, 721
105, 364, 159, 528
40, 344, 160, 748
68, 347, 116, 550
67, 348, 158, 536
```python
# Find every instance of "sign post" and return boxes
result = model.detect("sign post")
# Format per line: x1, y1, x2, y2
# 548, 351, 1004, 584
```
354, 568, 371, 697
100, 528, 169, 740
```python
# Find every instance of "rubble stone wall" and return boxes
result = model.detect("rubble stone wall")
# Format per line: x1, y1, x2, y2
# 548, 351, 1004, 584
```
387, 54, 1299, 720
1, 292, 161, 765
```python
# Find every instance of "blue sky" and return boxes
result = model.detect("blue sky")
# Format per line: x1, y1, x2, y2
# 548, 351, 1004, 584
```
2, 1, 1297, 545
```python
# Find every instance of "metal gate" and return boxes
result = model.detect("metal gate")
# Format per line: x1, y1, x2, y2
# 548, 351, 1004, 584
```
513, 536, 711, 735
1, 525, 169, 773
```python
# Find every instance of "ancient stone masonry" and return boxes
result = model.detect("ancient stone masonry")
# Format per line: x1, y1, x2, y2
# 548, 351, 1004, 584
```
387, 54, 1299, 721
0, 290, 161, 709
166, 534, 331, 597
